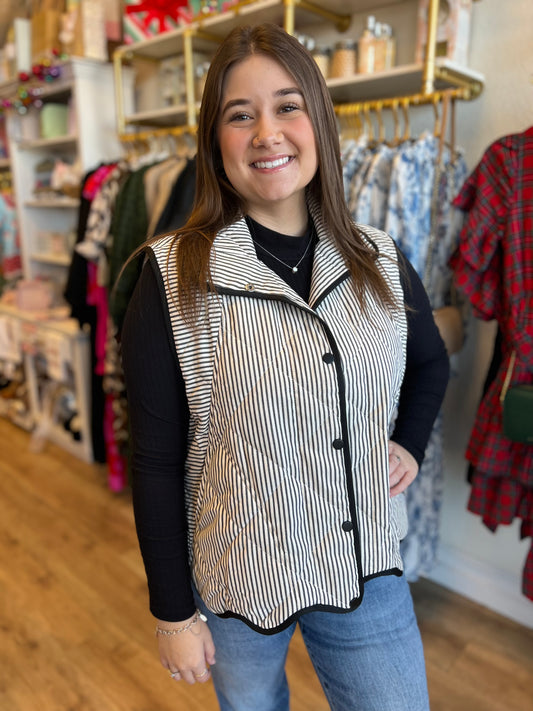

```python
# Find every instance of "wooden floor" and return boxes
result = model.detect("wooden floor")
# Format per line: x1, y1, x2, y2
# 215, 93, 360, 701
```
0, 417, 532, 711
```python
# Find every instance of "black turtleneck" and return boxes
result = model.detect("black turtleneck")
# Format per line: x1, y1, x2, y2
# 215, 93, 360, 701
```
245, 215, 316, 301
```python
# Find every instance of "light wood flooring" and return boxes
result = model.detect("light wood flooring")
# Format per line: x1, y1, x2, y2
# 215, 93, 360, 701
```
0, 417, 532, 711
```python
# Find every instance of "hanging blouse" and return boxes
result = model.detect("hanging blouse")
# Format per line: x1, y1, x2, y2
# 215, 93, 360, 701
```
353, 143, 395, 230
385, 131, 438, 278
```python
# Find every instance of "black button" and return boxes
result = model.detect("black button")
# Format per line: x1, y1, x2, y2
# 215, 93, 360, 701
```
322, 352, 334, 364
332, 438, 344, 450
342, 520, 353, 532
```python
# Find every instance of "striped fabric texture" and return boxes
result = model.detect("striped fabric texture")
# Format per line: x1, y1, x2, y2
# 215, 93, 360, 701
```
150, 201, 409, 632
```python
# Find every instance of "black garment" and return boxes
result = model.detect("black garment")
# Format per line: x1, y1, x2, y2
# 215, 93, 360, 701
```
121, 227, 449, 621
64, 168, 106, 462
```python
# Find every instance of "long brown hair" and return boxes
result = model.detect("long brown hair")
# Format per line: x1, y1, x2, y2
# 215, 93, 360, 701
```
172, 23, 398, 320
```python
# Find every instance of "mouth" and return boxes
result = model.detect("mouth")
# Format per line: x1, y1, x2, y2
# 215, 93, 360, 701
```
251, 156, 292, 169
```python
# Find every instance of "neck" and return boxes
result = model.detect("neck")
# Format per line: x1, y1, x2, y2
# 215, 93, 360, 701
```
246, 203, 308, 237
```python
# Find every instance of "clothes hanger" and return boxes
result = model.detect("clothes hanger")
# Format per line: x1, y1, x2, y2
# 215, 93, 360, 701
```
374, 101, 385, 144
362, 103, 375, 144
401, 98, 411, 142
432, 94, 441, 138
390, 99, 401, 146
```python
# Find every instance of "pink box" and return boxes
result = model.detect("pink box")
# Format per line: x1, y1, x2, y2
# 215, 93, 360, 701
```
15, 280, 54, 311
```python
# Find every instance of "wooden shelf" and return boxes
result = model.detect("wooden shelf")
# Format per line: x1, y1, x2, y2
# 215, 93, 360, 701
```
0, 302, 82, 337
123, 59, 485, 128
327, 59, 484, 103
125, 104, 190, 128
24, 197, 80, 209
30, 252, 72, 267
17, 135, 78, 151
120, 0, 412, 60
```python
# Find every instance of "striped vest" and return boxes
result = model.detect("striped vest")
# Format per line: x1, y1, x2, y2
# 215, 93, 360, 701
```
150, 203, 408, 632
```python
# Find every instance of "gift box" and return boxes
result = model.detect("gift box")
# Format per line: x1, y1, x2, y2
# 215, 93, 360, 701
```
15, 279, 55, 311
188, 0, 239, 20
40, 103, 69, 139
31, 9, 62, 61
31, 0, 68, 61
123, 0, 193, 44
62, 0, 108, 61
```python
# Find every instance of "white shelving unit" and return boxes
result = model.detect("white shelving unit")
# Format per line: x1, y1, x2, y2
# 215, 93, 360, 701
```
7, 58, 122, 285
0, 57, 125, 462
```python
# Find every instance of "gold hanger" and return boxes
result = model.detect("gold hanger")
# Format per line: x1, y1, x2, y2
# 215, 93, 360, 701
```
401, 98, 411, 142
390, 99, 401, 146
362, 102, 374, 143
432, 94, 441, 138
374, 101, 385, 144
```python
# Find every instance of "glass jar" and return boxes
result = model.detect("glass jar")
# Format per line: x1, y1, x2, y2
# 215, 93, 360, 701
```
330, 40, 357, 79
195, 61, 211, 101
312, 46, 331, 79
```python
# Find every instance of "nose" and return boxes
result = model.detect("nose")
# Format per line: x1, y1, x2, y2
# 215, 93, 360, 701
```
252, 117, 283, 148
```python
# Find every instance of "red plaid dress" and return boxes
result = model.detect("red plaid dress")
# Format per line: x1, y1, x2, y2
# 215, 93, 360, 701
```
451, 126, 533, 601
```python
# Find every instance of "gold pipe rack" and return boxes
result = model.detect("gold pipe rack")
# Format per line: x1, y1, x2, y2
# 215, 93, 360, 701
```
335, 86, 472, 119
119, 125, 198, 143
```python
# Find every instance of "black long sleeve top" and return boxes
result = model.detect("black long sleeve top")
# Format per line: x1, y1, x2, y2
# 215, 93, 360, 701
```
121, 223, 449, 622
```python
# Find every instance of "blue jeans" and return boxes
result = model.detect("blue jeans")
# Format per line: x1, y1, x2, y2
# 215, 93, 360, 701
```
195, 574, 430, 711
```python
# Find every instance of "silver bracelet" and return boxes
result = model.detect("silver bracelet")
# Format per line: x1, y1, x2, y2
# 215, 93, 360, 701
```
155, 609, 207, 636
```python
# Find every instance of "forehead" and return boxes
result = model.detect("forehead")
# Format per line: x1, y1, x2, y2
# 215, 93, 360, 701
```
222, 54, 298, 97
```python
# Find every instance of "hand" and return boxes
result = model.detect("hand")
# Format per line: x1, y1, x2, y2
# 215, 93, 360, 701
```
157, 612, 216, 685
388, 441, 418, 497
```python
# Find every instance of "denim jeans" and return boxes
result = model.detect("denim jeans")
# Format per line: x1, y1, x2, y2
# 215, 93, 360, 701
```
195, 574, 430, 711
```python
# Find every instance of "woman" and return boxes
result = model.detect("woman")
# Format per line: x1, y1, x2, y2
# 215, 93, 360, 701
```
121, 23, 449, 711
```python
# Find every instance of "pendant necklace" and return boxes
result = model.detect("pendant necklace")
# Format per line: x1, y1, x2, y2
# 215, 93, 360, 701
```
247, 217, 315, 274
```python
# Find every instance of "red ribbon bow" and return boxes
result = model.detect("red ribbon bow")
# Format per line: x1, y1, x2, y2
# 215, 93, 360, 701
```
126, 0, 189, 32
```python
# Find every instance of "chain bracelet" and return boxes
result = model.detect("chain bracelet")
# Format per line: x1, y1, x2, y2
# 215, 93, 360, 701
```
155, 609, 208, 636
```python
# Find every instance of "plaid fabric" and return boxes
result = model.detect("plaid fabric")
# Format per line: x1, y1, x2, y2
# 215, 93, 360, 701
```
451, 127, 533, 601
468, 473, 533, 600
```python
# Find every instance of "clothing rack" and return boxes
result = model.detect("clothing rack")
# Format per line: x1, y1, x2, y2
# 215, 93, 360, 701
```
119, 125, 197, 165
335, 87, 466, 143
0, 168, 12, 193
119, 124, 198, 144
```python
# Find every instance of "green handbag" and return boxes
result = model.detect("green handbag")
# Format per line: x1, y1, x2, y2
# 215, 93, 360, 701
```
500, 352, 533, 444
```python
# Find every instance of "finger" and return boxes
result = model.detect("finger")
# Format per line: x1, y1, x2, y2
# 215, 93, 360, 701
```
193, 667, 211, 683
177, 668, 202, 685
168, 669, 181, 682
205, 638, 216, 666
389, 451, 401, 467
390, 468, 416, 496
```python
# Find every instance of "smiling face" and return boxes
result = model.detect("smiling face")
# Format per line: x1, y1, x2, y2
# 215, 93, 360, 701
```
217, 53, 318, 231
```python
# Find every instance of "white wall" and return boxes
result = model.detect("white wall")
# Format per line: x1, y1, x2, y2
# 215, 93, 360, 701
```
425, 0, 533, 628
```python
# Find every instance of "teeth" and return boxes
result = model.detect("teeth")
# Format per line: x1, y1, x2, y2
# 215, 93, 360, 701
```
254, 156, 290, 169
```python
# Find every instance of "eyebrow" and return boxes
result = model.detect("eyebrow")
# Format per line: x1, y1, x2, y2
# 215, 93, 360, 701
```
220, 87, 303, 116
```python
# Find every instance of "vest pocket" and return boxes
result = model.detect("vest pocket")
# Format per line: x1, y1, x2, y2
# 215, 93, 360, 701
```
390, 492, 408, 541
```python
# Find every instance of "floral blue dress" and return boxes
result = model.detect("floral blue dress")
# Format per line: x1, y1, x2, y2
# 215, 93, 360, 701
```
343, 130, 467, 579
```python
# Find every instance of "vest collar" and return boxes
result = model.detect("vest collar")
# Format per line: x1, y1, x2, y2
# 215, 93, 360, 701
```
210, 201, 350, 308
